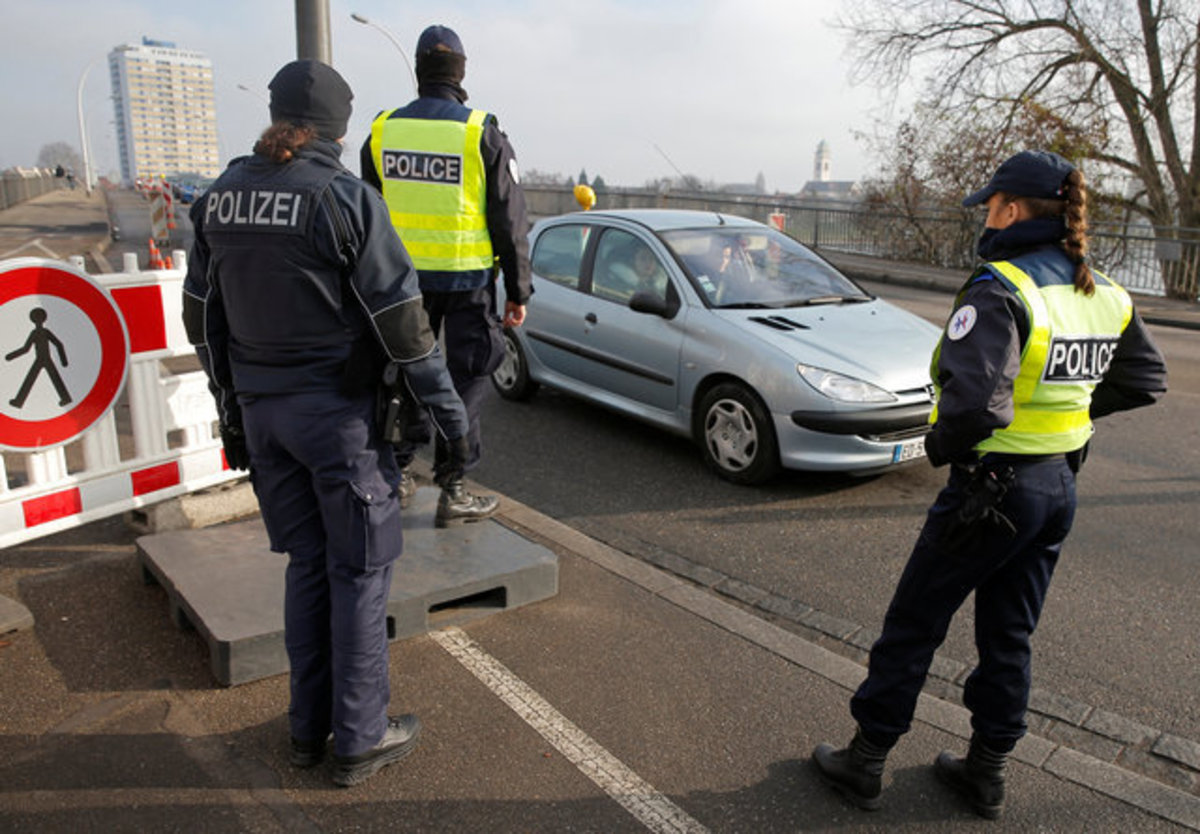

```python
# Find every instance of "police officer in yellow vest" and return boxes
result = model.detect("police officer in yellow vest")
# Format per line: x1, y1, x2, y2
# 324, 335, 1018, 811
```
813, 151, 1167, 819
360, 24, 533, 527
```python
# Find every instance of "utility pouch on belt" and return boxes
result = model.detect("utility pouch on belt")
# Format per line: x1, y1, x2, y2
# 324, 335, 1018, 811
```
941, 464, 1017, 550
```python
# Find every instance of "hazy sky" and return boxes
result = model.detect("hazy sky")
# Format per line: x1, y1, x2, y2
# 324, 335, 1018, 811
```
2, 0, 911, 192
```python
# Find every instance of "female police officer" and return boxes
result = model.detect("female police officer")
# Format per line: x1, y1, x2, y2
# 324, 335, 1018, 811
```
184, 60, 469, 787
812, 150, 1167, 818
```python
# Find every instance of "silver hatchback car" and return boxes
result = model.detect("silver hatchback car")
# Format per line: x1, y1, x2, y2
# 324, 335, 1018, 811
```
493, 209, 941, 484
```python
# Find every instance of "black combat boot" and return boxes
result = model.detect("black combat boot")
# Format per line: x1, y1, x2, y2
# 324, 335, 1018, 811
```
934, 734, 1008, 819
812, 728, 891, 810
436, 478, 499, 527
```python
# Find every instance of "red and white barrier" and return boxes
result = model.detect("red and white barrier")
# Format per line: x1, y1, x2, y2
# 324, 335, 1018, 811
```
0, 252, 241, 549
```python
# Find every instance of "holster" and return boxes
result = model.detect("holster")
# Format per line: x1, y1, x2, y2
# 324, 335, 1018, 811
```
377, 363, 408, 446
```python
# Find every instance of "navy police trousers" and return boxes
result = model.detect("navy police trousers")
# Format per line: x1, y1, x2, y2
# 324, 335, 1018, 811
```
242, 391, 403, 758
395, 283, 505, 474
851, 456, 1077, 751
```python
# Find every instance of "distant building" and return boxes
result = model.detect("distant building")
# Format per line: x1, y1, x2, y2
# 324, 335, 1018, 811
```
108, 37, 220, 185
798, 140, 861, 202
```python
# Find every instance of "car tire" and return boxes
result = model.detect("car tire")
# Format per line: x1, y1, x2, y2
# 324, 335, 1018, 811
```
491, 327, 539, 401
697, 382, 780, 484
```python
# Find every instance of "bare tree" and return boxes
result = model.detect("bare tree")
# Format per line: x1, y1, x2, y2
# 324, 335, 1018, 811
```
36, 142, 82, 174
841, 0, 1199, 295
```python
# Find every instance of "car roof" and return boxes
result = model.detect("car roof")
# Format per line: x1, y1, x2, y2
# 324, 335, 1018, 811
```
542, 208, 766, 233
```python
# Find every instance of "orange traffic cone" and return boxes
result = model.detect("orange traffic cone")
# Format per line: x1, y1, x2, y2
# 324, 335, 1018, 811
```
148, 238, 163, 269
163, 254, 174, 269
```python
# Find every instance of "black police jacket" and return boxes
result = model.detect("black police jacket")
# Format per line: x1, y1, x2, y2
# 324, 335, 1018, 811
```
183, 138, 467, 440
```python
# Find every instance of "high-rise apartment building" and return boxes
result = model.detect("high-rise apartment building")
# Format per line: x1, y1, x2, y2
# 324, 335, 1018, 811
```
108, 37, 220, 185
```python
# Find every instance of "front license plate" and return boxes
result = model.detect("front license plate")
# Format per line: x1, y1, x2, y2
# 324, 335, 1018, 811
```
892, 436, 926, 464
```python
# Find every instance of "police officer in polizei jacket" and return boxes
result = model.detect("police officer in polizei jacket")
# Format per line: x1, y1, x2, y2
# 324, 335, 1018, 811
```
183, 60, 472, 788
360, 24, 534, 528
812, 150, 1167, 819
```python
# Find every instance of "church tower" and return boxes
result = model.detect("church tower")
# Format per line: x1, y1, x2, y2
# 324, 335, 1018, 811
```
813, 140, 832, 183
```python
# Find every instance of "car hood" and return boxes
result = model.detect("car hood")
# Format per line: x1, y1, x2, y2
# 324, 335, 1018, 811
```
717, 298, 942, 388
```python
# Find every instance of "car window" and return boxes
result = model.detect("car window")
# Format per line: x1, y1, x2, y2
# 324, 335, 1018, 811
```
592, 229, 669, 304
663, 227, 870, 308
532, 224, 590, 289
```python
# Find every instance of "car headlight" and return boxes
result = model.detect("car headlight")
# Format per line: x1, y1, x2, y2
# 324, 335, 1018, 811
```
797, 364, 897, 404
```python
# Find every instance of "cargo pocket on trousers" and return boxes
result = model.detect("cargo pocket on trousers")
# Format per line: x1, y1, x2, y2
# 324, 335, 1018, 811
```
346, 478, 404, 571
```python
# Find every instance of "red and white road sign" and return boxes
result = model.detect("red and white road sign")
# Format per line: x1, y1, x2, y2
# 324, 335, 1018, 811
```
0, 258, 130, 451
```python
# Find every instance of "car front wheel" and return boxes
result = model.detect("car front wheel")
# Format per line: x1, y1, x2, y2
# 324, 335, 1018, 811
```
697, 382, 780, 484
491, 327, 539, 401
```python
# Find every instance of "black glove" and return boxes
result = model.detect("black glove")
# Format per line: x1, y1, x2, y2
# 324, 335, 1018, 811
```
220, 421, 251, 471
940, 464, 1016, 550
434, 436, 470, 488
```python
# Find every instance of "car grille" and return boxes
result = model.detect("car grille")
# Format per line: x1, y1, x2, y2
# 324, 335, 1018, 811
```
864, 425, 931, 443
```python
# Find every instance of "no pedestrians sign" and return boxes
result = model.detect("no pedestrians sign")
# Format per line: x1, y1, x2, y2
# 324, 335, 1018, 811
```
0, 259, 130, 451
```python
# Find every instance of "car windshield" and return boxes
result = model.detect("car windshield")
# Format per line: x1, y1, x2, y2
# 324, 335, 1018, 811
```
661, 226, 872, 308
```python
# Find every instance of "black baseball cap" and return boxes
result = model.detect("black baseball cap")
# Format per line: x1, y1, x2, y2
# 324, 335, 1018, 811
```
962, 150, 1075, 207
268, 60, 353, 140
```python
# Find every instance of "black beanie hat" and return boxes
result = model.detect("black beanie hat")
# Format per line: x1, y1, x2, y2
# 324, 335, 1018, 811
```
268, 60, 353, 140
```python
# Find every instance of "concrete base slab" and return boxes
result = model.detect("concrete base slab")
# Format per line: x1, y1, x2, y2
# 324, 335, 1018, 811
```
126, 479, 259, 535
137, 487, 558, 686
0, 593, 34, 634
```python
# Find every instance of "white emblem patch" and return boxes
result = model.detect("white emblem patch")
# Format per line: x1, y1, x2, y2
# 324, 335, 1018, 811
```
508, 158, 521, 185
946, 304, 978, 341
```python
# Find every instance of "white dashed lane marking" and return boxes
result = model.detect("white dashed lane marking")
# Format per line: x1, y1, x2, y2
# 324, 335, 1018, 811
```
431, 626, 710, 834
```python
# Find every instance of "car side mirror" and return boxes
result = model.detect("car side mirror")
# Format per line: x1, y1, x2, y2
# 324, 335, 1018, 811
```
629, 290, 673, 318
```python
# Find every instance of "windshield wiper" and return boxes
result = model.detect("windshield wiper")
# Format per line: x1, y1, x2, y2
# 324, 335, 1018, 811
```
783, 295, 872, 307
716, 301, 777, 309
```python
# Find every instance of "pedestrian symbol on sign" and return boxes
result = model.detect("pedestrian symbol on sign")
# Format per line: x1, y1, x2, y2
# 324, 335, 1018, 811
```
0, 259, 129, 452
6, 307, 73, 408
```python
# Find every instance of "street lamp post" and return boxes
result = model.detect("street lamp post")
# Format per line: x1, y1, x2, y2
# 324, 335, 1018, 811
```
350, 13, 417, 96
237, 83, 270, 105
76, 56, 103, 195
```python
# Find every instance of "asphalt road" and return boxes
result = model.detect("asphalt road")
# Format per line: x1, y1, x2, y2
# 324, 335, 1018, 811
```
106, 188, 1200, 744
469, 279, 1200, 749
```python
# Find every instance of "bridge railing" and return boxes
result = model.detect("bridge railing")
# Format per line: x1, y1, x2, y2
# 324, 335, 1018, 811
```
524, 185, 1199, 300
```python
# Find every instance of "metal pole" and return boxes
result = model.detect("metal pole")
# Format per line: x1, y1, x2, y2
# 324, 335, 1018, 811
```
295, 0, 332, 63
76, 57, 102, 195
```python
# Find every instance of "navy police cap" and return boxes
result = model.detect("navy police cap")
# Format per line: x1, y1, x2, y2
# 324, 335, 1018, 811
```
416, 25, 465, 57
962, 150, 1075, 207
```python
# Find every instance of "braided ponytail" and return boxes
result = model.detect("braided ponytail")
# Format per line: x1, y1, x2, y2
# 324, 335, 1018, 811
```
1018, 168, 1095, 295
1061, 169, 1094, 295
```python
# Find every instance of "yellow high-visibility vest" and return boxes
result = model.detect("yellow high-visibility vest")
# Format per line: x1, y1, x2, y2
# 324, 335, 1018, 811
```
930, 259, 1132, 454
369, 108, 493, 273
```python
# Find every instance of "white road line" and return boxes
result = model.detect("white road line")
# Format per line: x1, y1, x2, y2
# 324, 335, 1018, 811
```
431, 626, 710, 834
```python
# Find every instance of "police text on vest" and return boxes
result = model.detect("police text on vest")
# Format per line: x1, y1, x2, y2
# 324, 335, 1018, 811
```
1044, 336, 1119, 382
205, 189, 304, 229
381, 150, 462, 184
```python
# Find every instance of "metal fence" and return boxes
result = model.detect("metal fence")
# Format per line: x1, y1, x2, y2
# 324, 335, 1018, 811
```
524, 185, 1200, 300
1, 167, 67, 212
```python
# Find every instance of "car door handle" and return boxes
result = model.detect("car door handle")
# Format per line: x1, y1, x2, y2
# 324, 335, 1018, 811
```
585, 312, 598, 324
